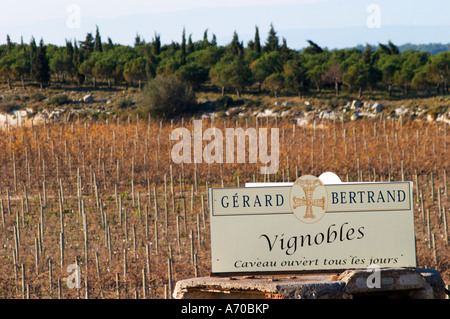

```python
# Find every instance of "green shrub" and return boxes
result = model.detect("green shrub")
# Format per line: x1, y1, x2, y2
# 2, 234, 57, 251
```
31, 92, 46, 102
2, 94, 21, 103
0, 102, 19, 113
215, 95, 233, 112
327, 97, 349, 110
116, 97, 134, 110
48, 94, 70, 106
301, 102, 312, 112
427, 105, 445, 119
139, 75, 196, 118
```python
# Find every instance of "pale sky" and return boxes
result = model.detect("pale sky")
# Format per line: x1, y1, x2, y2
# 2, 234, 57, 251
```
1, 0, 449, 49
0, 0, 327, 25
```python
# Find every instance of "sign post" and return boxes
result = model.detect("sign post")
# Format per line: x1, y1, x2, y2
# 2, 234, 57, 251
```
209, 174, 416, 275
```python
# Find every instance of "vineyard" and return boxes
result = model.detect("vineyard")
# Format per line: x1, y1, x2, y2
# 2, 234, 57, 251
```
0, 114, 448, 299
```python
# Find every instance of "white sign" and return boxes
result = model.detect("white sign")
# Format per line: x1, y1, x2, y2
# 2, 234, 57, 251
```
209, 174, 416, 275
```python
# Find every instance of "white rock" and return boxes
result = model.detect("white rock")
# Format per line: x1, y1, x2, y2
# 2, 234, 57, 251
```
296, 118, 310, 126
257, 109, 277, 117
319, 110, 337, 120
83, 94, 94, 103
351, 112, 362, 121
0, 113, 7, 127
395, 106, 410, 116
371, 103, 385, 113
32, 112, 49, 124
436, 114, 450, 125
351, 100, 362, 110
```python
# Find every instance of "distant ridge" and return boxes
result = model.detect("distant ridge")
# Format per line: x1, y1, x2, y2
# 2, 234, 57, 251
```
397, 43, 450, 55
351, 43, 450, 55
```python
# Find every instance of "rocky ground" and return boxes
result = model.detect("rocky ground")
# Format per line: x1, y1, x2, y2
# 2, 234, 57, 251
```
1, 88, 449, 128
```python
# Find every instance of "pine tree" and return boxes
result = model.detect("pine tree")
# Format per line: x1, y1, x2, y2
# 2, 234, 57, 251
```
388, 41, 400, 55
264, 23, 279, 52
65, 39, 74, 58
144, 51, 157, 79
231, 51, 251, 97
378, 43, 392, 55
363, 44, 373, 64
304, 40, 323, 54
80, 32, 95, 58
15, 43, 31, 89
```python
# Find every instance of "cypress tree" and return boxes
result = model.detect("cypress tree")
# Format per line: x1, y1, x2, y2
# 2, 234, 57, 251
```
94, 26, 103, 52
6, 34, 12, 51
180, 28, 186, 65
29, 37, 38, 75
65, 39, 74, 58
106, 37, 114, 50
230, 31, 243, 56
280, 38, 290, 64
64, 39, 74, 82
187, 34, 194, 54
134, 33, 143, 47
152, 33, 161, 56
72, 40, 84, 85
30, 38, 50, 89
254, 26, 261, 54
211, 34, 217, 47
202, 29, 209, 48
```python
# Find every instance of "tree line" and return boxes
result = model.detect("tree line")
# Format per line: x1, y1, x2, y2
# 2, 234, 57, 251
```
0, 25, 449, 98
